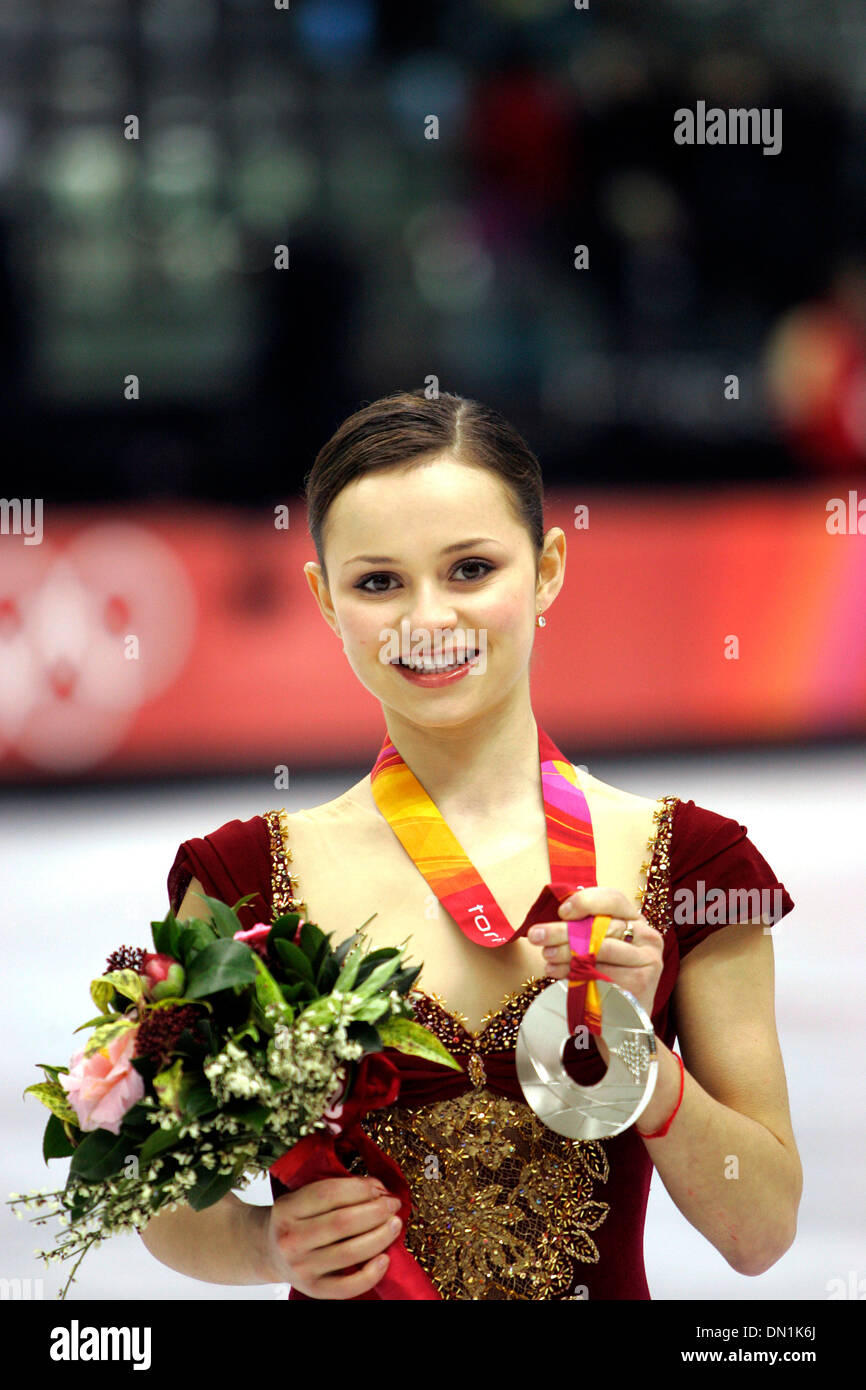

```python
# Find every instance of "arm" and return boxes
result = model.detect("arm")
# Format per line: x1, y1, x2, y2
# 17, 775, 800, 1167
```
636, 921, 803, 1276
137, 875, 280, 1285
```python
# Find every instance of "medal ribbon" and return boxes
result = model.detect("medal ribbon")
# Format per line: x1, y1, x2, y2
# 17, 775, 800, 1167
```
369, 726, 613, 1036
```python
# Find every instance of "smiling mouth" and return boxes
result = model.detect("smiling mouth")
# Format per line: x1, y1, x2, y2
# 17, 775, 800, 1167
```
391, 651, 478, 673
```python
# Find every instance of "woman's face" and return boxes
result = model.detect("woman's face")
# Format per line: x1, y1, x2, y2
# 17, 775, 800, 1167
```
305, 453, 564, 731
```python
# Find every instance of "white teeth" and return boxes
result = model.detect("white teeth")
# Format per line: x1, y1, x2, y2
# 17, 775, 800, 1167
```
398, 653, 475, 672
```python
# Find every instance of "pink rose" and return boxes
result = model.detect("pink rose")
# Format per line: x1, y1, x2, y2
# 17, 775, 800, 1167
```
140, 952, 185, 1000
61, 1028, 145, 1135
233, 923, 274, 958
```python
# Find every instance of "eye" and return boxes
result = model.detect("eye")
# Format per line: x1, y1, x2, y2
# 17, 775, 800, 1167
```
453, 558, 494, 582
354, 572, 398, 594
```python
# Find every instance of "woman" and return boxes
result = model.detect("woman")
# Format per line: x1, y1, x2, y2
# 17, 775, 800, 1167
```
140, 388, 802, 1300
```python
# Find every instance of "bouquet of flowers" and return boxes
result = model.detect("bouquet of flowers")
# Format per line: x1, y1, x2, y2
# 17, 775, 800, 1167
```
8, 893, 461, 1299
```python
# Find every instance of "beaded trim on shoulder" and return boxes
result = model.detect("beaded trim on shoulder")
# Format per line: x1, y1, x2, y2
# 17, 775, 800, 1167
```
636, 795, 679, 936
263, 794, 678, 941
263, 808, 307, 917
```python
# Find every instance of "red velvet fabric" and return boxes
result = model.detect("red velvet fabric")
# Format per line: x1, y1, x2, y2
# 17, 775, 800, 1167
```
166, 796, 794, 1300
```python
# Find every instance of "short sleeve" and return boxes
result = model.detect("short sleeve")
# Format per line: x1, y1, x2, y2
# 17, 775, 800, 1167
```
669, 799, 795, 961
167, 813, 274, 932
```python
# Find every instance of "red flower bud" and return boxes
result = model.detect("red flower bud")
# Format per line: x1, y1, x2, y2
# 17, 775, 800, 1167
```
140, 952, 185, 1000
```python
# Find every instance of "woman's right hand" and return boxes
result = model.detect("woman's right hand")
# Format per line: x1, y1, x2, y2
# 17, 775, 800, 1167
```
263, 1177, 404, 1299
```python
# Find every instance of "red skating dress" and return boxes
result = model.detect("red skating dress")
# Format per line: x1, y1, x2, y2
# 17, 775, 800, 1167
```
167, 794, 794, 1300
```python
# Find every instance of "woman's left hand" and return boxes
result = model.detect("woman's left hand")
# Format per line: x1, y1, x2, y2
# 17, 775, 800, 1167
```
527, 887, 665, 1021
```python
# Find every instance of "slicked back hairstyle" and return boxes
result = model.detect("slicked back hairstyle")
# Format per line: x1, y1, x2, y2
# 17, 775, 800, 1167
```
303, 388, 545, 583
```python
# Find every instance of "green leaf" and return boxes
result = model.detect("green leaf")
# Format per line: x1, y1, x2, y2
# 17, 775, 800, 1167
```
252, 954, 293, 1021
147, 995, 213, 1014
73, 1014, 118, 1034
151, 915, 171, 956
229, 1016, 260, 1046
69, 1128, 131, 1180
333, 930, 361, 967
183, 938, 259, 998
186, 1166, 240, 1212
186, 1081, 220, 1119
153, 1058, 186, 1113
269, 912, 303, 943
24, 1080, 79, 1125
231, 1102, 270, 1133
230, 892, 260, 916
139, 1123, 182, 1166
388, 963, 423, 996
89, 977, 116, 1015
280, 981, 310, 1003
35, 1063, 69, 1084
43, 1112, 76, 1162
119, 1100, 153, 1130
312, 937, 332, 987
299, 919, 326, 961
83, 1016, 136, 1058
178, 920, 219, 965
272, 938, 314, 982
197, 893, 246, 940
351, 997, 392, 1024
103, 969, 146, 1005
354, 946, 401, 983
316, 956, 340, 994
377, 1016, 463, 1071
334, 939, 366, 992
352, 954, 403, 999
346, 1021, 383, 1057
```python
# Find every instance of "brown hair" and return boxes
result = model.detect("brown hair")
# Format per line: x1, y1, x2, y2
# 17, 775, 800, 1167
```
303, 388, 545, 582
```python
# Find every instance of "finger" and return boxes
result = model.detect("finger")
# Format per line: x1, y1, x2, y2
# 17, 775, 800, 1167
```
557, 889, 640, 921
542, 942, 572, 964
529, 921, 569, 947
312, 1252, 392, 1300
595, 936, 657, 967
602, 918, 645, 945
284, 1176, 387, 1220
543, 930, 645, 966
302, 1196, 402, 1262
532, 916, 643, 950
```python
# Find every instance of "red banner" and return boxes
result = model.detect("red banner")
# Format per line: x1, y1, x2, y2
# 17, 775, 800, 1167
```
1, 487, 864, 779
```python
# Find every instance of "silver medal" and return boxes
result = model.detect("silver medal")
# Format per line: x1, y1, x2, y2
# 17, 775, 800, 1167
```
516, 978, 658, 1139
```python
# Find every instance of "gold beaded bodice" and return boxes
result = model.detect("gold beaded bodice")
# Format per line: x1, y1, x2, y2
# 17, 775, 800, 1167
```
264, 795, 678, 1300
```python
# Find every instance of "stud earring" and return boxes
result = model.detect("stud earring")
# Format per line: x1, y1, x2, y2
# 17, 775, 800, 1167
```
537, 614, 546, 627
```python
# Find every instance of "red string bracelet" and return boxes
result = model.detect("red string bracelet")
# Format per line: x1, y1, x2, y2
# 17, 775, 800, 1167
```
635, 1051, 685, 1139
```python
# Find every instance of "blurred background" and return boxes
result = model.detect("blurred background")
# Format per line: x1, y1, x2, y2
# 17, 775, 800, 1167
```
1, 0, 865, 1302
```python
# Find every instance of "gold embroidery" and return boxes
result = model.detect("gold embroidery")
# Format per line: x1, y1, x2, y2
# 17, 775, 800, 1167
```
639, 795, 678, 936
263, 808, 306, 917
412, 976, 552, 1048
354, 1081, 610, 1299
467, 1053, 486, 1089
267, 791, 678, 1299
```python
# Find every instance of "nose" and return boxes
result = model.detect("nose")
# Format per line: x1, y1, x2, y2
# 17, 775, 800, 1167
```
401, 579, 460, 639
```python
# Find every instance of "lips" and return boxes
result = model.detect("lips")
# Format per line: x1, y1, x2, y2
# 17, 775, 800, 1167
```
391, 652, 481, 686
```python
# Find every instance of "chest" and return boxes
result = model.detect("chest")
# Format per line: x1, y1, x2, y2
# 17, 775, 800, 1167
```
279, 795, 659, 1034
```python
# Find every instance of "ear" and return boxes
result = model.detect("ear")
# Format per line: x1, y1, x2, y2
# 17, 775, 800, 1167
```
303, 561, 341, 639
535, 527, 566, 611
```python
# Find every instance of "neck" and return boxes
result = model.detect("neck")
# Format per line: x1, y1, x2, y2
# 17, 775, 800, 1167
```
378, 684, 544, 820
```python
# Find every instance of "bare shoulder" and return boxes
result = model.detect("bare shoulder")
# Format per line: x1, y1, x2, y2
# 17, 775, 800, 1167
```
175, 875, 210, 922
277, 774, 384, 882
282, 772, 380, 830
577, 766, 664, 819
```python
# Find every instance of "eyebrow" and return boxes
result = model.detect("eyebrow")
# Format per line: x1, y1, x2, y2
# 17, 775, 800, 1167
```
342, 538, 500, 567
